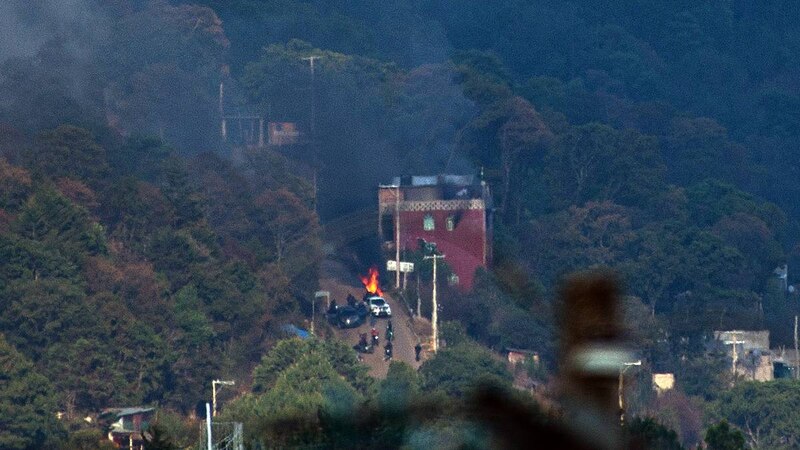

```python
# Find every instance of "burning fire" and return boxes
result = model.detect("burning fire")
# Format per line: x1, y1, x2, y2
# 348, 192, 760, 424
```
360, 267, 383, 296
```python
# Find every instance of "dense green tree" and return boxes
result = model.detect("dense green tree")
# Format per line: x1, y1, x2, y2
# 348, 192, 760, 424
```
147, 229, 205, 286
172, 284, 215, 347
141, 423, 179, 450
440, 273, 551, 357
253, 338, 371, 396
62, 429, 116, 450
663, 117, 748, 186
705, 420, 746, 450
497, 97, 552, 222
0, 334, 65, 450
524, 201, 634, 287
763, 278, 798, 347
378, 361, 421, 413
101, 177, 174, 249
13, 188, 106, 262
108, 135, 172, 182
626, 417, 683, 450
419, 341, 512, 397
0, 235, 79, 284
0, 278, 94, 359
23, 126, 108, 184
43, 338, 123, 412
685, 180, 787, 232
712, 380, 800, 449
227, 348, 363, 448
0, 158, 32, 210
543, 123, 665, 208
254, 188, 321, 274
142, 410, 198, 450
160, 157, 205, 229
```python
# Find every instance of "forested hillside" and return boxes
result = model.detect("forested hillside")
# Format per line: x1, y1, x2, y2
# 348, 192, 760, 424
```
2, 0, 800, 448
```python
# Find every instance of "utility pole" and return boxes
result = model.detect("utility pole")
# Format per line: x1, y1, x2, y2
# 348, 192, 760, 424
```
402, 245, 408, 290
205, 403, 213, 450
301, 56, 319, 136
618, 360, 641, 426
794, 316, 798, 379
395, 185, 401, 290
424, 252, 445, 353
380, 184, 402, 290
416, 271, 421, 318
212, 380, 235, 417
219, 81, 227, 141
302, 55, 321, 214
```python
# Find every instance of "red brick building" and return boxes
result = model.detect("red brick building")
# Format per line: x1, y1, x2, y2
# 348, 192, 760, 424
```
378, 175, 492, 291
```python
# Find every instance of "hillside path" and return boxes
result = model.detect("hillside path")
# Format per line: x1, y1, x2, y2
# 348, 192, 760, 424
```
319, 259, 422, 378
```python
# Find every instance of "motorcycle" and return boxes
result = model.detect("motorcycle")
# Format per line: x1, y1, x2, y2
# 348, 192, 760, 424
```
353, 333, 373, 354
384, 343, 393, 361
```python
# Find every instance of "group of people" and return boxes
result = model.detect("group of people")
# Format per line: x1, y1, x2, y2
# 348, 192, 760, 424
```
343, 294, 424, 363
354, 319, 424, 363
375, 320, 393, 360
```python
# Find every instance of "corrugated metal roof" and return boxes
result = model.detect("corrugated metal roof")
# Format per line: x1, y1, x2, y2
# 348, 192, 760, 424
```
100, 407, 155, 418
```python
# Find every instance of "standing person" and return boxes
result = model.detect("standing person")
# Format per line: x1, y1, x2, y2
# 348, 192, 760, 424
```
384, 341, 393, 361
414, 342, 422, 362
371, 327, 379, 346
358, 333, 368, 352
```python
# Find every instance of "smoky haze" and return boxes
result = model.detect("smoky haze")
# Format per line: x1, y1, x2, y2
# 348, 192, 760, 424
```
0, 0, 480, 227
0, 0, 225, 151
0, 1, 104, 60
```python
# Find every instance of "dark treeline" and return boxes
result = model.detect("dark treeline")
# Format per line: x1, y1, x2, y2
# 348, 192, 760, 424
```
1, 0, 800, 448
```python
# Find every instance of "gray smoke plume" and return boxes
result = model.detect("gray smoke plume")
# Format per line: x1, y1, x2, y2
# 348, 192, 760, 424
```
0, 0, 106, 62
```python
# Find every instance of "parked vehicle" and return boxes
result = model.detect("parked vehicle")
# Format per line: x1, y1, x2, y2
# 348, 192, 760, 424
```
356, 301, 369, 319
366, 296, 392, 317
336, 306, 363, 328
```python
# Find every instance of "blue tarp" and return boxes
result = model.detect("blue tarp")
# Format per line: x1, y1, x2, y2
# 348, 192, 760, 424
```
282, 324, 311, 339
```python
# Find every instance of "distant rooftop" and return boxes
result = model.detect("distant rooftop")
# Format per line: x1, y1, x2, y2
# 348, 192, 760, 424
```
99, 407, 155, 419
390, 174, 477, 187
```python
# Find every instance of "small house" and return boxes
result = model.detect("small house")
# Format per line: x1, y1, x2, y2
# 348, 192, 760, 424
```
99, 406, 155, 450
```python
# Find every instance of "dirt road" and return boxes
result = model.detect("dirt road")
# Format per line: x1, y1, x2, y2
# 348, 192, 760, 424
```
319, 259, 422, 378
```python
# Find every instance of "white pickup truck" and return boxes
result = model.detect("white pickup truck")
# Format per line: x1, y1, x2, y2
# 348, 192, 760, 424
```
366, 296, 392, 317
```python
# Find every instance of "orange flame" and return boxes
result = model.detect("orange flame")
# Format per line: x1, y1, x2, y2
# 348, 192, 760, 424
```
360, 267, 383, 296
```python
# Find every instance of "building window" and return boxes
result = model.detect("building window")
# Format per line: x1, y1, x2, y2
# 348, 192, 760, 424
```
446, 216, 455, 231
381, 213, 394, 242
448, 273, 460, 286
423, 214, 434, 231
